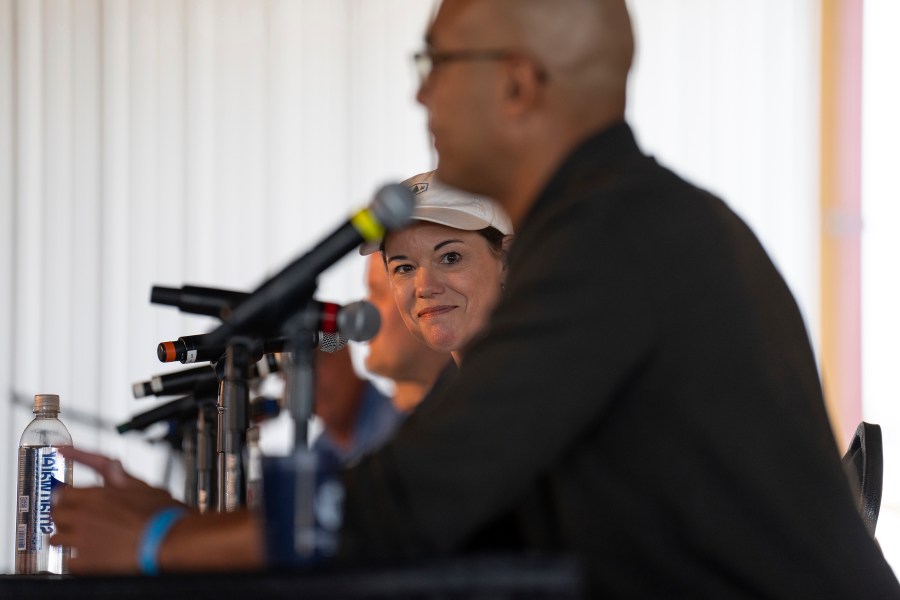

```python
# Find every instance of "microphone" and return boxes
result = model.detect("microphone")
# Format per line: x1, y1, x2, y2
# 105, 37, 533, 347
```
132, 354, 287, 398
117, 394, 218, 434
155, 299, 380, 363
287, 299, 381, 338
157, 333, 340, 364
201, 183, 413, 347
132, 364, 218, 399
150, 285, 248, 320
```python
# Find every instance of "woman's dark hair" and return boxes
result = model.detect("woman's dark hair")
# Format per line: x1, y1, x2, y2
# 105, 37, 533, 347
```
474, 226, 506, 257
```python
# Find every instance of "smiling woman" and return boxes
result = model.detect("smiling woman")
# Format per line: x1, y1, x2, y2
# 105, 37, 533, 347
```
361, 171, 513, 364
386, 223, 505, 359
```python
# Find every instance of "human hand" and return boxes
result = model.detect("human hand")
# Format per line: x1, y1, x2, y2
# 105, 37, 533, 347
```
58, 446, 149, 489
50, 447, 185, 574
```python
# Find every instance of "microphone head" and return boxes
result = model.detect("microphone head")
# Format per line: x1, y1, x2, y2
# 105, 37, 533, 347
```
338, 300, 381, 342
318, 331, 348, 354
150, 286, 180, 307
370, 183, 415, 230
158, 341, 179, 363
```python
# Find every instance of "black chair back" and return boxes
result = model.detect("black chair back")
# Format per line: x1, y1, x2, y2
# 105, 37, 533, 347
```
841, 421, 883, 537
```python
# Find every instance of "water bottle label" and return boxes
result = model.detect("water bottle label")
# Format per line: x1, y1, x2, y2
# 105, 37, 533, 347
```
16, 445, 72, 574
16, 524, 27, 552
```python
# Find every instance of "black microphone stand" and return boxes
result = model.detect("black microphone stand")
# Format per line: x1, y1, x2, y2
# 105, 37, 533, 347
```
196, 402, 216, 513
217, 339, 253, 512
257, 302, 322, 563
191, 401, 218, 513
283, 313, 317, 449
180, 414, 199, 507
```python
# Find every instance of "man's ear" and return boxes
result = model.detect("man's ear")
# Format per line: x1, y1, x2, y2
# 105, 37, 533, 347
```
502, 58, 544, 116
500, 235, 514, 270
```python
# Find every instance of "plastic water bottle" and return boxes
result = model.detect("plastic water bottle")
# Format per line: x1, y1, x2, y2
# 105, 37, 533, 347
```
14, 394, 73, 574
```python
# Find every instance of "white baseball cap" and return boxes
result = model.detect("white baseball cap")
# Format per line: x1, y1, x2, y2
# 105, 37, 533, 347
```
359, 170, 513, 255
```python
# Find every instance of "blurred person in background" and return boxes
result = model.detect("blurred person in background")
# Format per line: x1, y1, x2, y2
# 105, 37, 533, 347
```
312, 252, 452, 464
363, 252, 453, 414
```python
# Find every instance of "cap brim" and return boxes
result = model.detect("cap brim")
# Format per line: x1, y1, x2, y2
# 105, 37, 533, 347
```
358, 240, 381, 256
412, 207, 492, 231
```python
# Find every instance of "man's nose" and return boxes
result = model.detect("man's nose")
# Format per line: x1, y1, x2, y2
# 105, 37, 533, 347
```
415, 76, 430, 106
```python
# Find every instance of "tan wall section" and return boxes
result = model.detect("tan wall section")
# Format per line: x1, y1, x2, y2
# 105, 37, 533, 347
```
819, 0, 863, 447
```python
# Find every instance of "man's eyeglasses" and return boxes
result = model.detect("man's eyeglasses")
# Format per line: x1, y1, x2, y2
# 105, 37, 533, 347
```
413, 49, 522, 83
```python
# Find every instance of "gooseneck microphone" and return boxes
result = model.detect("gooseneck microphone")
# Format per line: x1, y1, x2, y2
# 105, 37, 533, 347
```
155, 299, 380, 363
157, 335, 287, 365
117, 394, 217, 434
150, 285, 248, 320
132, 364, 218, 398
201, 184, 412, 347
118, 394, 281, 435
133, 354, 285, 398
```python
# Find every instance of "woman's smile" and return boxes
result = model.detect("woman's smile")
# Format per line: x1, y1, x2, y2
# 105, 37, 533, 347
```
417, 305, 457, 319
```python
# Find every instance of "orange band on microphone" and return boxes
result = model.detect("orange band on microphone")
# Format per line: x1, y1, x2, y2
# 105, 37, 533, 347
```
161, 342, 176, 363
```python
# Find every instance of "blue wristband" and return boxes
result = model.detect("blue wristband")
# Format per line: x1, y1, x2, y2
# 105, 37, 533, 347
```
138, 507, 187, 575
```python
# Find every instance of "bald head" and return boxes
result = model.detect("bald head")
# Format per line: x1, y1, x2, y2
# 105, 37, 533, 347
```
420, 0, 635, 222
504, 0, 634, 118
429, 0, 633, 125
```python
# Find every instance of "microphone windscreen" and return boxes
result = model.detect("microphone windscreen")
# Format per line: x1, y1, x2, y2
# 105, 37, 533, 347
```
338, 300, 381, 342
370, 183, 415, 229
319, 332, 347, 354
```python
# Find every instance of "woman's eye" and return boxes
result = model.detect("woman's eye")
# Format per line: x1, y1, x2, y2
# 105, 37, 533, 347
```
440, 252, 461, 264
392, 264, 413, 275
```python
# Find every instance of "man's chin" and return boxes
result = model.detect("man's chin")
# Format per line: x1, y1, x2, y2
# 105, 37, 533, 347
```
434, 163, 478, 195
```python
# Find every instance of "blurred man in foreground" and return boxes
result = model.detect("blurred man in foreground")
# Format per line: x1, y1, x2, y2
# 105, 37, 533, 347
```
336, 1, 900, 597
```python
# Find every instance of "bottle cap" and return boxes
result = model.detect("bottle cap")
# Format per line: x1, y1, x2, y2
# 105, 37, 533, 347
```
33, 394, 60, 413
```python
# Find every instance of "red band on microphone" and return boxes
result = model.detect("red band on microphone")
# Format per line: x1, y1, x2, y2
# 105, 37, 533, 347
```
320, 302, 339, 334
